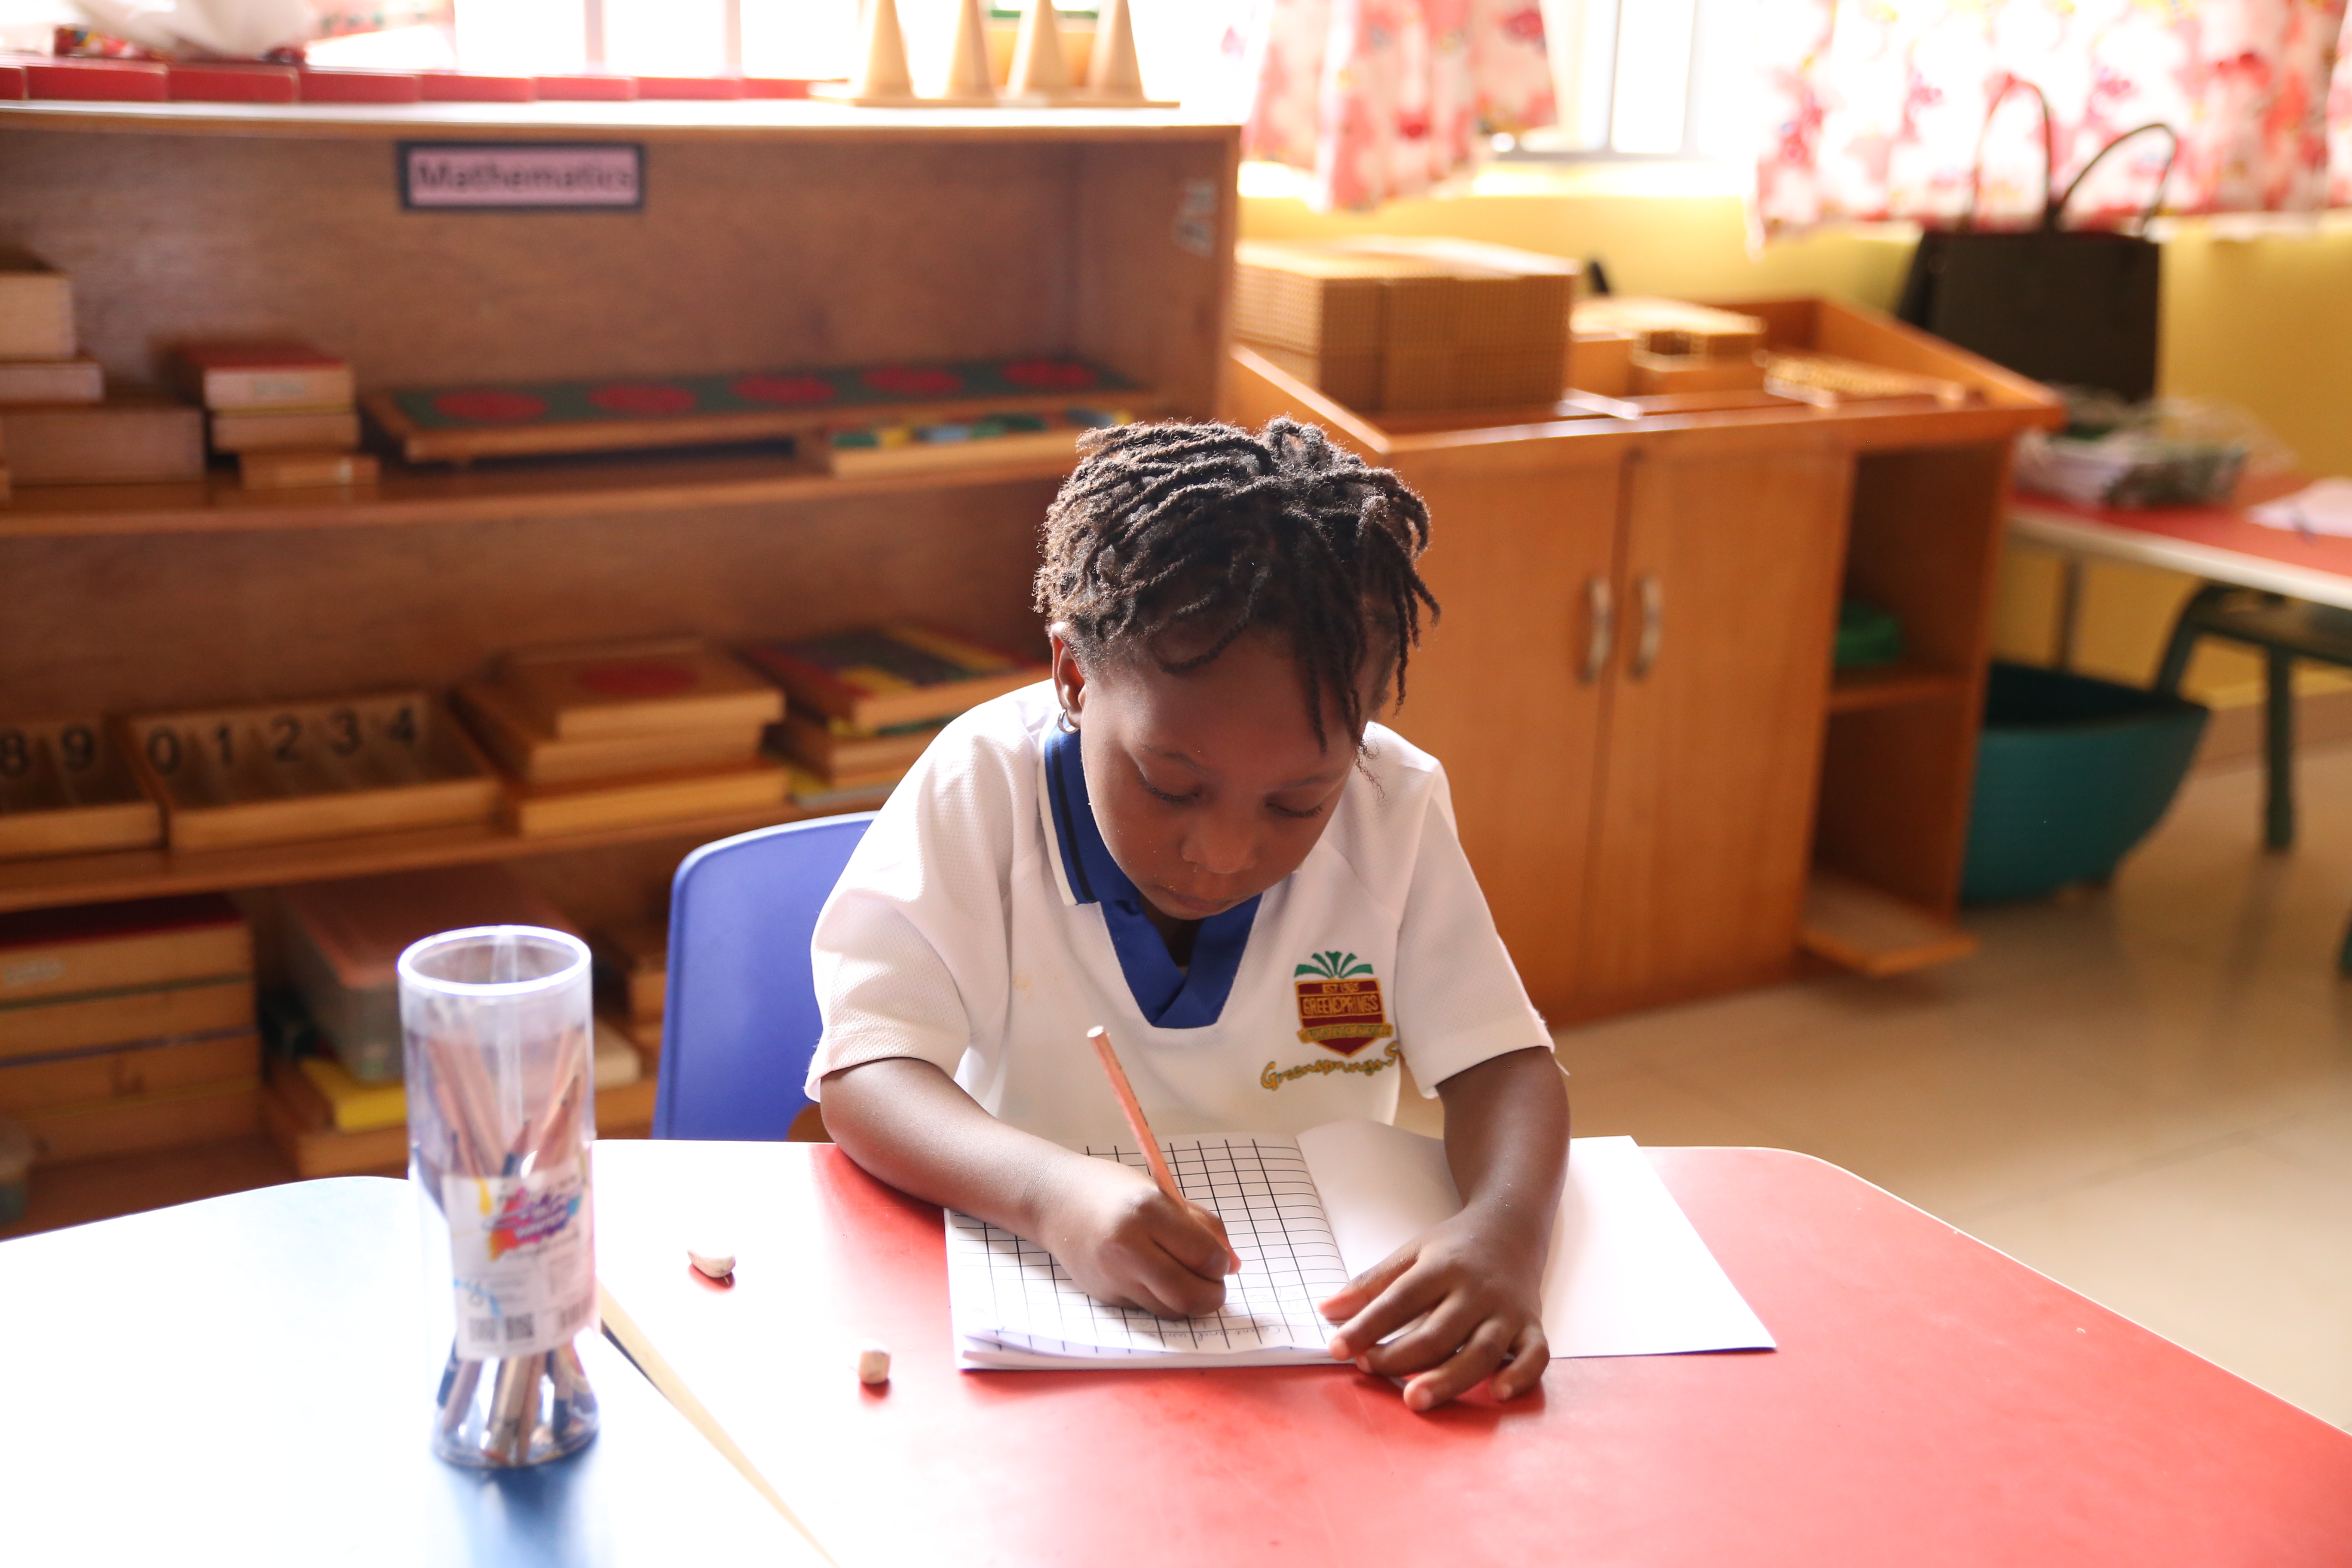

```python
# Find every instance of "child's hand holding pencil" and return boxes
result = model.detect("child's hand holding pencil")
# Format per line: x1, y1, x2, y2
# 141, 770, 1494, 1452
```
1025, 1026, 1241, 1319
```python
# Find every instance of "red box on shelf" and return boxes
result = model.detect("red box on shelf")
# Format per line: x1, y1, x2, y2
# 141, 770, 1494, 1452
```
297, 69, 423, 104
26, 58, 169, 102
534, 73, 638, 101
167, 63, 299, 103
416, 72, 536, 103
740, 77, 820, 99
0, 61, 27, 100
633, 75, 745, 100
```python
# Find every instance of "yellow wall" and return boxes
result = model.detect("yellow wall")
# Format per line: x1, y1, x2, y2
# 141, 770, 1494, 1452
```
1240, 168, 2352, 708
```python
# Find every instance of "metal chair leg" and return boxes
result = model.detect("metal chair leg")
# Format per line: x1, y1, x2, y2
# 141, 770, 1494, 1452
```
2264, 646, 2296, 851
2154, 582, 2228, 696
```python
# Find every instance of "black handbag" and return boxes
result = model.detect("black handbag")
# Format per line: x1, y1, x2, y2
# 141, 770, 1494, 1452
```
1897, 80, 2177, 402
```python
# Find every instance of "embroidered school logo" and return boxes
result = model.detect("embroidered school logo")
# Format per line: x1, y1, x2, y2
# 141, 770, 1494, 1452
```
1293, 950, 1394, 1057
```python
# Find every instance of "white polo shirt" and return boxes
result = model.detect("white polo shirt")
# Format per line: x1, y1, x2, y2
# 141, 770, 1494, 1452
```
806, 682, 1549, 1149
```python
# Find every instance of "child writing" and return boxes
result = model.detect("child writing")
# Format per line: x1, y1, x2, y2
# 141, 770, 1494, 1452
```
810, 418, 1569, 1412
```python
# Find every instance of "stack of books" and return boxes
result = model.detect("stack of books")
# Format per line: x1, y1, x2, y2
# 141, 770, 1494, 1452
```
168, 340, 376, 490
591, 919, 668, 1060
279, 864, 584, 1088
263, 866, 646, 1174
0, 250, 202, 489
743, 624, 1045, 805
456, 637, 788, 836
0, 895, 260, 1165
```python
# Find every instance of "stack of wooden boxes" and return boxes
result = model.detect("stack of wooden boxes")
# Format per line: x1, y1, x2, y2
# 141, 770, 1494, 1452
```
1233, 237, 1579, 414
1570, 296, 1769, 398
169, 340, 376, 490
265, 864, 646, 1176
456, 638, 788, 835
0, 250, 202, 489
0, 896, 259, 1171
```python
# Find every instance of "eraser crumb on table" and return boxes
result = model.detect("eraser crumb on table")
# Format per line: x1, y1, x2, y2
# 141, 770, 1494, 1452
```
856, 1341, 891, 1384
688, 1246, 735, 1281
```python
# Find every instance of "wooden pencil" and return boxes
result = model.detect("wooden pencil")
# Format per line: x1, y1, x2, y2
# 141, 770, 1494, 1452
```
1086, 1024, 1240, 1274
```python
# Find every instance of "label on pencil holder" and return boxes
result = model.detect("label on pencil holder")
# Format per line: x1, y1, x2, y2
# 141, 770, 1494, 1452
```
442, 1163, 597, 1360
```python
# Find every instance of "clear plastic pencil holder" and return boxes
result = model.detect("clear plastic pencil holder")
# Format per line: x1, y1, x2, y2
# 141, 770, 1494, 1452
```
399, 925, 600, 1468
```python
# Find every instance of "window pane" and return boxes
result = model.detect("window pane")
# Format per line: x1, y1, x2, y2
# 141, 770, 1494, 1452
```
1609, 0, 1695, 155
1542, 0, 1617, 152
605, 0, 728, 74
458, 0, 585, 73
1686, 0, 1754, 159
742, 0, 859, 80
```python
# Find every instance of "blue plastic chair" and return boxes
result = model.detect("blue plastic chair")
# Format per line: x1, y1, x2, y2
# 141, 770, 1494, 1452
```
652, 812, 875, 1141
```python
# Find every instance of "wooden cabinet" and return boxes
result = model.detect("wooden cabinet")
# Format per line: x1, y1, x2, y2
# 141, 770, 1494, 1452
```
1579, 442, 1852, 1011
1377, 445, 1623, 1011
1228, 301, 2061, 1022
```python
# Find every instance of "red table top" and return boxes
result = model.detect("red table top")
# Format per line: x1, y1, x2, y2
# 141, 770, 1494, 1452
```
2009, 476, 2352, 609
592, 1142, 2352, 1568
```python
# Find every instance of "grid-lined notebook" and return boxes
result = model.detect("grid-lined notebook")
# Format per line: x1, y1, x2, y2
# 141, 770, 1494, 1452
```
946, 1124, 1775, 1371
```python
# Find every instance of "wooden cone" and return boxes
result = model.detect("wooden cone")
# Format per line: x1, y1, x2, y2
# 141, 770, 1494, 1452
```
939, 0, 997, 102
848, 0, 914, 98
1008, 0, 1072, 100
1083, 0, 1145, 101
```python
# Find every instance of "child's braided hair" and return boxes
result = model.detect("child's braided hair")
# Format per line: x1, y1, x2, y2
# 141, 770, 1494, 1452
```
1033, 417, 1439, 746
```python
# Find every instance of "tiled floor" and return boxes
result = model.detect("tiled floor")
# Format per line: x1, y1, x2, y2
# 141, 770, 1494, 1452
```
1539, 738, 2352, 1429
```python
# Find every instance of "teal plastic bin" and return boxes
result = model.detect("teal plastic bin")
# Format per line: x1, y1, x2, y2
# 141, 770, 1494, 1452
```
1961, 662, 2209, 903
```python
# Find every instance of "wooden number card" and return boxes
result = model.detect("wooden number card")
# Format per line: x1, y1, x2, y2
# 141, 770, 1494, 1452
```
122, 693, 499, 853
0, 718, 164, 860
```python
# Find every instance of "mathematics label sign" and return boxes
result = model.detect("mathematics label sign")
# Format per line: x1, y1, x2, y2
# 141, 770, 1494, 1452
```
399, 142, 644, 211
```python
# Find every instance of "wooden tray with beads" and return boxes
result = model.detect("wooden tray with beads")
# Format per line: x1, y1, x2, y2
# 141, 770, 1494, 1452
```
0, 717, 164, 860
120, 692, 500, 853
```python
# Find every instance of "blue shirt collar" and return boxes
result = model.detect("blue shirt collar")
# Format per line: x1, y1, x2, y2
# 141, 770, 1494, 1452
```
1044, 725, 1260, 1030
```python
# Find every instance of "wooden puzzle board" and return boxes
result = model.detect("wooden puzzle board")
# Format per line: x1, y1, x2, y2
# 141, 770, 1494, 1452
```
365, 356, 1145, 465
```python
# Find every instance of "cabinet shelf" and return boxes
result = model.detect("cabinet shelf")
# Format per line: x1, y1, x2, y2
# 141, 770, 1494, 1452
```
1798, 870, 1977, 977
0, 791, 885, 917
0, 445, 1083, 539
1827, 661, 1972, 714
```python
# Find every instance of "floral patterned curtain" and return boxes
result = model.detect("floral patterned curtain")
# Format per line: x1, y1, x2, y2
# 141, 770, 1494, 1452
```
1240, 0, 1557, 212
1757, 0, 2352, 236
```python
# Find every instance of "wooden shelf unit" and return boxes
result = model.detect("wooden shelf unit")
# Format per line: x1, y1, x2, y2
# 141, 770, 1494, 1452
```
0, 794, 890, 916
0, 445, 1095, 539
1827, 661, 1972, 715
1228, 296, 2061, 1017
0, 104, 1237, 1226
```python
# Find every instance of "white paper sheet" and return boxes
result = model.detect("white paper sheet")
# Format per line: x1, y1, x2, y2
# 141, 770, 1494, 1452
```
2249, 478, 2352, 537
948, 1126, 1774, 1369
948, 1134, 1350, 1369
1299, 1122, 1776, 1357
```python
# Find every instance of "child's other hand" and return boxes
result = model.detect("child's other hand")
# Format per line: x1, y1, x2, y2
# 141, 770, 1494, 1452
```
1037, 1156, 1234, 1319
1318, 1204, 1549, 1412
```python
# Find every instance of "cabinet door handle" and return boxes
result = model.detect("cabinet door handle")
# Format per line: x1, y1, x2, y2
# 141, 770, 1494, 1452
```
1632, 574, 1664, 679
1582, 577, 1614, 683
